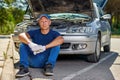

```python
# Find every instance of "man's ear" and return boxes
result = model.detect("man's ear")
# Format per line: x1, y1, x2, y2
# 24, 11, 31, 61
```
49, 20, 51, 25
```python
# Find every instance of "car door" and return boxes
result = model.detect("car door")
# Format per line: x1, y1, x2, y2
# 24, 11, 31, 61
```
98, 7, 110, 44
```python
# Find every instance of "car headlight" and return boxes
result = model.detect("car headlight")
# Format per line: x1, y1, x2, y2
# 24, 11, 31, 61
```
67, 27, 95, 34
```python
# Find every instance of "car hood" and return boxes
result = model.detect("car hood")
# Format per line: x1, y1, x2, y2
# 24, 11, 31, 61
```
27, 0, 93, 18
92, 0, 108, 9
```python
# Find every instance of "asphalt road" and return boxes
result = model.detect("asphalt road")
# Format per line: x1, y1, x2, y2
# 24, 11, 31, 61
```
16, 38, 120, 80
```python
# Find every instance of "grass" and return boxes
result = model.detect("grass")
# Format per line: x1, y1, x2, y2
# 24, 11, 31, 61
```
111, 35, 120, 38
111, 31, 120, 38
3, 51, 7, 60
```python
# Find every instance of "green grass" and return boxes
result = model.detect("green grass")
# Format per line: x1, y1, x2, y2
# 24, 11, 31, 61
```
3, 51, 7, 60
111, 34, 120, 38
111, 31, 120, 38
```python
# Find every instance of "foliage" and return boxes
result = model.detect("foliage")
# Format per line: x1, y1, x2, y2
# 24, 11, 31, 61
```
0, 8, 13, 34
0, 0, 24, 34
11, 7, 24, 24
105, 0, 120, 35
4, 0, 16, 5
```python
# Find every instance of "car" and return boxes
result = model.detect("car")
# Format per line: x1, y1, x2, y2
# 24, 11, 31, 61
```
12, 0, 111, 62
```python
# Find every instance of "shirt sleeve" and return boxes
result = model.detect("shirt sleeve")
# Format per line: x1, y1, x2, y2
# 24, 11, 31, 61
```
53, 30, 61, 39
27, 30, 35, 39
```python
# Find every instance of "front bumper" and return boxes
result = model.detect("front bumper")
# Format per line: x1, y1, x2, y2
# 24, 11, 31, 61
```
60, 35, 97, 54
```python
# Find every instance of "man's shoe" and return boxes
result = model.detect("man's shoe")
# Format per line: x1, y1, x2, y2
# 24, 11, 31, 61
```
44, 64, 54, 76
16, 65, 29, 77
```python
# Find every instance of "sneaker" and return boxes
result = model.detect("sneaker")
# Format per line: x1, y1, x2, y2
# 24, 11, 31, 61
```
44, 64, 54, 76
16, 65, 29, 77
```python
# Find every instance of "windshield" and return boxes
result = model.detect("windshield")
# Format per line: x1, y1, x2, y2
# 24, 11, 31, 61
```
50, 13, 91, 20
29, 0, 93, 17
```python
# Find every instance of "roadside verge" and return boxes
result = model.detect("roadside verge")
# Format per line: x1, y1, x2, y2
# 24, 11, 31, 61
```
0, 35, 15, 80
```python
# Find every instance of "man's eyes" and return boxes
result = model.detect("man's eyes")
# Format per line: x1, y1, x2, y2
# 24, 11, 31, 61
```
41, 21, 47, 22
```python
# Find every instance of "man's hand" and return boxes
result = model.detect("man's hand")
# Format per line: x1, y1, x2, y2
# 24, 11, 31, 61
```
28, 42, 46, 55
33, 45, 46, 55
28, 42, 38, 51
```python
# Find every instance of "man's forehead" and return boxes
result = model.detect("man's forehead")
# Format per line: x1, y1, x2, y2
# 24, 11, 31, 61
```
40, 16, 49, 20
37, 14, 50, 21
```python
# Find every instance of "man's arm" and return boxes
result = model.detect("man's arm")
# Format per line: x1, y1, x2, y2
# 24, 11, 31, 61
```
45, 36, 64, 49
19, 32, 44, 55
18, 32, 31, 44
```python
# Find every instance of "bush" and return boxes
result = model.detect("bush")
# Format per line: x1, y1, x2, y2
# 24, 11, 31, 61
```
0, 7, 24, 34
111, 23, 120, 35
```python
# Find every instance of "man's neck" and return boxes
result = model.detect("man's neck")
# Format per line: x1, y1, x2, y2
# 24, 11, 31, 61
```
40, 29, 50, 34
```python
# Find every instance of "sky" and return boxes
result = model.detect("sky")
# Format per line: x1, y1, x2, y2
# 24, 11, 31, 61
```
0, 0, 28, 10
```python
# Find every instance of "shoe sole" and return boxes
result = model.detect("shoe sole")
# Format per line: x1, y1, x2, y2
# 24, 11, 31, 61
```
16, 72, 30, 77
44, 72, 54, 76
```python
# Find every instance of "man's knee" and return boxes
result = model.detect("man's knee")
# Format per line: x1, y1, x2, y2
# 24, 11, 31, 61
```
50, 46, 60, 57
20, 43, 29, 48
19, 43, 30, 52
52, 46, 60, 51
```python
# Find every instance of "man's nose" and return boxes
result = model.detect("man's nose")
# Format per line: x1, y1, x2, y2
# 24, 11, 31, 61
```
43, 22, 47, 24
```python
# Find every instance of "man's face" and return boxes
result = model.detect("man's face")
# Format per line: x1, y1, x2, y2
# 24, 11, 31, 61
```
38, 17, 51, 30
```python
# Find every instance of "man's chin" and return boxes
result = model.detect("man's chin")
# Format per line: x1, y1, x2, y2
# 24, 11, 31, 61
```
41, 28, 50, 30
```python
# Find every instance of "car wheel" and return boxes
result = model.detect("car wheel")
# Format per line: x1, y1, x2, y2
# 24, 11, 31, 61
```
103, 44, 110, 52
87, 38, 101, 63
103, 37, 111, 52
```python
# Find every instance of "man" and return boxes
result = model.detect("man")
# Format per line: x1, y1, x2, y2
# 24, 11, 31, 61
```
16, 14, 64, 77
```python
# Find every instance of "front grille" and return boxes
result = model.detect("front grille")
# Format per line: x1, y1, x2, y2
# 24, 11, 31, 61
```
60, 43, 71, 49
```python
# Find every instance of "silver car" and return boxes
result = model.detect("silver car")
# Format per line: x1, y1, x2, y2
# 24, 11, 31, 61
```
12, 0, 111, 62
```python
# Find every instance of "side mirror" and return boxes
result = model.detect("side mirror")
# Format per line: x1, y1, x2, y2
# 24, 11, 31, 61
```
101, 14, 111, 20
23, 15, 31, 20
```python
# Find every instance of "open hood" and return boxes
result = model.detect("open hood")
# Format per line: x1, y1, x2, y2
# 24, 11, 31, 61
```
27, 0, 93, 18
92, 0, 108, 9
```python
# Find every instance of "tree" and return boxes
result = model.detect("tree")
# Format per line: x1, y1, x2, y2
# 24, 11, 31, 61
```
10, 7, 24, 24
0, 0, 24, 34
4, 0, 16, 5
105, 0, 120, 34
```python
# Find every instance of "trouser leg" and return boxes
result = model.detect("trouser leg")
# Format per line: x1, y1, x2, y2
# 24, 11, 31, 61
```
19, 43, 33, 67
19, 43, 47, 68
46, 46, 60, 68
19, 43, 60, 68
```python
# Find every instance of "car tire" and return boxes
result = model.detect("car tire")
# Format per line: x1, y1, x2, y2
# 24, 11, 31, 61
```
87, 38, 101, 63
103, 44, 110, 52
